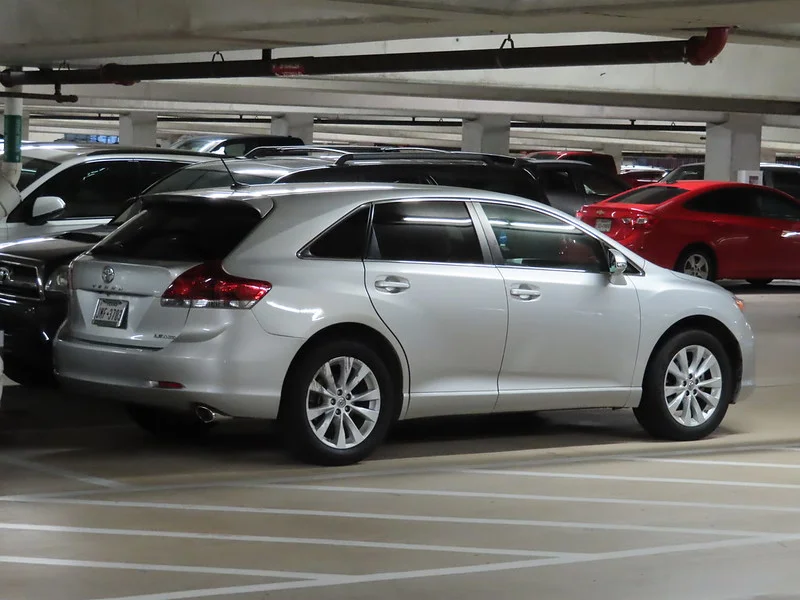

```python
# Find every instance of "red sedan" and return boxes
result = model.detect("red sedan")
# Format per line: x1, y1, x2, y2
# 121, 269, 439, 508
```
576, 181, 800, 284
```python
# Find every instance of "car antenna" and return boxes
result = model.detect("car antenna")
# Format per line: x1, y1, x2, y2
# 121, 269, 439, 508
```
219, 157, 249, 190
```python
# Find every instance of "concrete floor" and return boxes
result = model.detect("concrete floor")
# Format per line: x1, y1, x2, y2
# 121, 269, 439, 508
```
1, 282, 800, 600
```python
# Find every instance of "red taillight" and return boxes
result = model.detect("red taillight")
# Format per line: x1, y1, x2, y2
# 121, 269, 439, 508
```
161, 261, 271, 309
620, 214, 655, 229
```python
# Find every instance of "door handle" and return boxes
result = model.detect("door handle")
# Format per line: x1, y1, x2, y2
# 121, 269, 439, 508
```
509, 285, 541, 301
374, 277, 410, 293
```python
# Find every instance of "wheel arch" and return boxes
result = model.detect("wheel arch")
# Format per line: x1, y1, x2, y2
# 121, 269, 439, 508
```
645, 315, 743, 403
278, 322, 407, 422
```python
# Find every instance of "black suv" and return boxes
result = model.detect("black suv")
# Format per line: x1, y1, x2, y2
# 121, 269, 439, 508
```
0, 151, 548, 386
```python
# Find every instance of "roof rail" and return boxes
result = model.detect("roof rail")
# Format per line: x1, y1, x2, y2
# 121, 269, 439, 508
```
334, 151, 509, 167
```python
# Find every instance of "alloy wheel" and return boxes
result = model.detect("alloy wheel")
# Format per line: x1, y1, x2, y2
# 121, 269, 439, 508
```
305, 356, 381, 449
682, 254, 711, 280
663, 345, 723, 427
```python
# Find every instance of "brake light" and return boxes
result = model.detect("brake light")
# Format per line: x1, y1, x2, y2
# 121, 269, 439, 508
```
161, 262, 271, 309
620, 215, 655, 229
575, 206, 589, 221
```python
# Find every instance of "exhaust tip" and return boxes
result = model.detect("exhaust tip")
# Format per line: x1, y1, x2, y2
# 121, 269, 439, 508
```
194, 404, 231, 424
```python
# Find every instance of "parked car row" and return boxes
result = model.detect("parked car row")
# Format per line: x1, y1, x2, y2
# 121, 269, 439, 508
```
0, 142, 763, 466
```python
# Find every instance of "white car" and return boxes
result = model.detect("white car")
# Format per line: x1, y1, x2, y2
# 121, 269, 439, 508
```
0, 144, 211, 243
54, 183, 756, 465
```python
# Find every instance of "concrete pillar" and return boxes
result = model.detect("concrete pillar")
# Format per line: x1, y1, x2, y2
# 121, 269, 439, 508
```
271, 114, 314, 144
20, 114, 30, 140
595, 144, 624, 171
705, 113, 762, 181
761, 148, 777, 163
119, 112, 158, 147
461, 115, 510, 155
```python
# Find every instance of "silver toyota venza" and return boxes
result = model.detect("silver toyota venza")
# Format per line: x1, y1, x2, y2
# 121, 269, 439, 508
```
54, 183, 755, 465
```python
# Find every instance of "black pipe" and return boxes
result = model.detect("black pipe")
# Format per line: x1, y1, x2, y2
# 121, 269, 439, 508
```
2, 39, 699, 88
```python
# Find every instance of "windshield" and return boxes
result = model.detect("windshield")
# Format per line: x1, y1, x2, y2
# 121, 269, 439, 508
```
171, 138, 219, 152
145, 166, 280, 195
662, 164, 705, 183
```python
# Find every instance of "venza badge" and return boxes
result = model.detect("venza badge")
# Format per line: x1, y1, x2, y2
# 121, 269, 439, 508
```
101, 266, 115, 284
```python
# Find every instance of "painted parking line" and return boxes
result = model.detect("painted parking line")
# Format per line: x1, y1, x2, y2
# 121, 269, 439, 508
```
0, 455, 127, 489
258, 483, 800, 514
0, 497, 767, 537
0, 523, 577, 559
625, 457, 800, 469
3, 440, 799, 503
458, 468, 800, 490
88, 533, 800, 600
0, 554, 331, 579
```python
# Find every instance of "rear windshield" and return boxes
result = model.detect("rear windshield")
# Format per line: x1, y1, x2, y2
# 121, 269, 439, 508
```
146, 166, 279, 194
91, 201, 263, 261
605, 186, 687, 205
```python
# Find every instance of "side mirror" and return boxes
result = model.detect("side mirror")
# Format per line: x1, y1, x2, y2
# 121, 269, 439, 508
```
30, 196, 66, 225
608, 248, 628, 281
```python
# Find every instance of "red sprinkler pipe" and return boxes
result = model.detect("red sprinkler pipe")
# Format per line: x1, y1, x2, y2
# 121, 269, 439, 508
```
686, 27, 731, 65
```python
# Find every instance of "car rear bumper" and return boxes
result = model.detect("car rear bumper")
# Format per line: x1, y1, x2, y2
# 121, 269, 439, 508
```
53, 312, 305, 419
0, 296, 67, 376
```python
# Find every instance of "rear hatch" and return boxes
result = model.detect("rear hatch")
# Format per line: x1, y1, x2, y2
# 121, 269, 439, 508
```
577, 185, 687, 238
67, 196, 267, 349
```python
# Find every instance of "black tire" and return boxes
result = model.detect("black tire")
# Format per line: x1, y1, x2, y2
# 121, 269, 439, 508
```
634, 329, 733, 441
747, 279, 773, 287
675, 247, 717, 282
281, 339, 396, 466
125, 404, 214, 441
3, 359, 56, 388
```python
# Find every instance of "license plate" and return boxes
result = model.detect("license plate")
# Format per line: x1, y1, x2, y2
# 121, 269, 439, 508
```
595, 219, 612, 232
92, 298, 129, 328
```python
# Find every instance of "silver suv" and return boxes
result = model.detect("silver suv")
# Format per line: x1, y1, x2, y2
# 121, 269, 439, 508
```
0, 144, 211, 242
54, 183, 755, 465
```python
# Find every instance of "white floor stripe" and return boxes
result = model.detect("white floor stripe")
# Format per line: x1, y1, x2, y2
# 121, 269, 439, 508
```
627, 457, 800, 469
0, 498, 766, 537
3, 440, 797, 503
460, 468, 800, 490
0, 523, 574, 559
260, 483, 800, 514
0, 455, 126, 489
0, 555, 329, 579
87, 533, 800, 600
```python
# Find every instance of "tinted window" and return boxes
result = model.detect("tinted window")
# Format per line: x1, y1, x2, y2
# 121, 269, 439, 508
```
306, 206, 370, 259
757, 191, 800, 220
16, 157, 58, 191
429, 166, 544, 202
769, 169, 800, 199
580, 169, 628, 197
21, 160, 140, 220
480, 203, 606, 272
138, 160, 192, 192
607, 186, 688, 205
663, 164, 705, 183
369, 201, 483, 264
684, 189, 758, 216
536, 167, 578, 193
147, 166, 278, 193
92, 202, 262, 261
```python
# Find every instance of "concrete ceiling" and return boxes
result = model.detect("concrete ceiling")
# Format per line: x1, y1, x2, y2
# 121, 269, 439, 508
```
6, 0, 800, 156
2, 0, 799, 66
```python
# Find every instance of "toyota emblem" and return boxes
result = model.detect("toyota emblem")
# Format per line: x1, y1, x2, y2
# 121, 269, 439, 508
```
101, 266, 115, 284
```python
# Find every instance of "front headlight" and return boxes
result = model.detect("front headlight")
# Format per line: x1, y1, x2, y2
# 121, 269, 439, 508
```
45, 265, 70, 295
